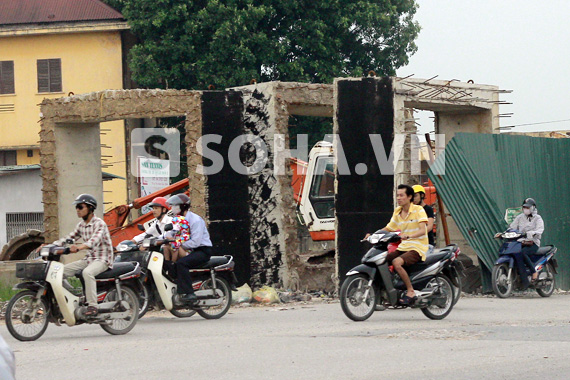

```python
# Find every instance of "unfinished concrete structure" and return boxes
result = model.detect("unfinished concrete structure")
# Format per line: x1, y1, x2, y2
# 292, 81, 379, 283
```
39, 89, 252, 282
334, 77, 504, 279
230, 82, 334, 290
39, 77, 505, 291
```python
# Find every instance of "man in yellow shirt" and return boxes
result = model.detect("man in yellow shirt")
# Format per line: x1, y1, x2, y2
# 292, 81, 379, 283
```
383, 184, 429, 305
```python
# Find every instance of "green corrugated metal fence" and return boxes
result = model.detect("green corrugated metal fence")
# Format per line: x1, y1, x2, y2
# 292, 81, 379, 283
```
428, 133, 570, 290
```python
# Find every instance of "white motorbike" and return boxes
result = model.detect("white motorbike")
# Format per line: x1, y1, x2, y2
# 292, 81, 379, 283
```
5, 242, 140, 341
137, 236, 235, 319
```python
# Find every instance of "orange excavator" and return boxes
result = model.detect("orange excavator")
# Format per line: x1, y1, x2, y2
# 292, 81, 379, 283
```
1, 178, 190, 260
104, 178, 190, 246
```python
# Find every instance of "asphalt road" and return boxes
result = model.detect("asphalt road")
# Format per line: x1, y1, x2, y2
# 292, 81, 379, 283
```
3, 294, 570, 380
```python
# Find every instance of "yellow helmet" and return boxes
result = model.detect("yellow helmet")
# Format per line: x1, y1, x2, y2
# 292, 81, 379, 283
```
412, 185, 426, 194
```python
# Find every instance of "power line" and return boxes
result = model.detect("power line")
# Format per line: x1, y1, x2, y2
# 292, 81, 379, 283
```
504, 118, 570, 128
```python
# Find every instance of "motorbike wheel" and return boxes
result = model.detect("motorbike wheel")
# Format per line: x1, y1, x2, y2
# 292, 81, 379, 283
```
492, 263, 513, 298
340, 274, 377, 322
5, 290, 49, 341
196, 277, 232, 320
452, 274, 462, 307
536, 263, 556, 297
100, 286, 139, 335
137, 282, 151, 319
420, 275, 454, 320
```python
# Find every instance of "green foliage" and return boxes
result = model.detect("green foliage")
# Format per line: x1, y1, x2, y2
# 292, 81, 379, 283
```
104, 0, 420, 90
0, 281, 18, 302
288, 116, 332, 154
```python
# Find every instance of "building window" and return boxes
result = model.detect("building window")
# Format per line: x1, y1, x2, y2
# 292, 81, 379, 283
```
27, 150, 34, 157
37, 59, 62, 93
6, 212, 44, 241
0, 61, 15, 94
0, 150, 17, 166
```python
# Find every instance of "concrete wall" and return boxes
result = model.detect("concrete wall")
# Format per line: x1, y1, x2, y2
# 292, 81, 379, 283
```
39, 89, 203, 243
0, 169, 43, 248
230, 82, 334, 289
54, 123, 104, 236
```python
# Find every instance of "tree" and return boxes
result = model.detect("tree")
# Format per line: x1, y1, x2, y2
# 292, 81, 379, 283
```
105, 0, 420, 90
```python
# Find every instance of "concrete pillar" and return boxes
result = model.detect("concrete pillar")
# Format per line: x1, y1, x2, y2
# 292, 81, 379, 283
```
54, 123, 104, 237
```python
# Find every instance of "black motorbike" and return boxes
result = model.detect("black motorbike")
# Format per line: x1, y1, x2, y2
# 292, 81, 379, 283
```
340, 231, 458, 321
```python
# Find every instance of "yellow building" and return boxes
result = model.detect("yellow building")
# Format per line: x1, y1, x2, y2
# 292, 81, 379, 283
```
0, 0, 129, 210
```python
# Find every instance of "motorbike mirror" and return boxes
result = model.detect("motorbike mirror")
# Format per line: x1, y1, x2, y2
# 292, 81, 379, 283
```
164, 223, 173, 232
137, 224, 145, 231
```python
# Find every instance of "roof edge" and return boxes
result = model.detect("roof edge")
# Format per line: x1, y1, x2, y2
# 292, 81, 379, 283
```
0, 20, 129, 37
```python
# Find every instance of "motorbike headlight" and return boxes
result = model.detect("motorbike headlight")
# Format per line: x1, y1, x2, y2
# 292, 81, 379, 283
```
503, 232, 520, 239
40, 247, 50, 257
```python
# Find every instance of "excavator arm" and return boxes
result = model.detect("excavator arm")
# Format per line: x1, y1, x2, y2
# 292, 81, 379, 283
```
104, 178, 190, 230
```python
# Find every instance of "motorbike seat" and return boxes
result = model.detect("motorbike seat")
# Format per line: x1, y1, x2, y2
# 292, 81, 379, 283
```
75, 262, 138, 280
536, 245, 554, 256
195, 256, 229, 269
406, 252, 452, 274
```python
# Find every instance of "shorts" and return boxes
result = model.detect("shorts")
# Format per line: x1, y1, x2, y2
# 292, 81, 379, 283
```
386, 250, 422, 266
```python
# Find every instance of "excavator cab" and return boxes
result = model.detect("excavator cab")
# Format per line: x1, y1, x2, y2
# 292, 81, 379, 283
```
295, 141, 335, 241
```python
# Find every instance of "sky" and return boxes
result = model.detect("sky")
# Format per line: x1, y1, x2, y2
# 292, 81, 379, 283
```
396, 0, 570, 135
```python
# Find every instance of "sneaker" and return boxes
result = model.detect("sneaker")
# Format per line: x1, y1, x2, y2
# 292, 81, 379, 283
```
180, 293, 198, 305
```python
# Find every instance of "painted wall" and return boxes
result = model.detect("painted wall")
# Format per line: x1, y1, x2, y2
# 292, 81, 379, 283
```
0, 31, 126, 210
0, 169, 43, 248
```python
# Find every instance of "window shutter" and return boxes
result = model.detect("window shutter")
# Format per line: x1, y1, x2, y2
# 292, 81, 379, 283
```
37, 59, 50, 93
0, 61, 15, 94
49, 59, 62, 92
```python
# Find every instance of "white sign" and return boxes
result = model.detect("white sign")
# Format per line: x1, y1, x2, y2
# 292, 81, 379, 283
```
139, 157, 170, 213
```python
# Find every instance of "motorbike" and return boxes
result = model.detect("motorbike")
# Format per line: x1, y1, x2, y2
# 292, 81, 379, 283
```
116, 234, 237, 320
340, 230, 457, 321
5, 241, 140, 341
491, 230, 557, 298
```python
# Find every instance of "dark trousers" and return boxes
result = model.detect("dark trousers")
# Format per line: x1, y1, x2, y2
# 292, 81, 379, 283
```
176, 247, 212, 294
514, 243, 539, 288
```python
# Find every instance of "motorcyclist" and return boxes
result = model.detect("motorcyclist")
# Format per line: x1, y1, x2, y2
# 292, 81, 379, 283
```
162, 194, 191, 262
55, 194, 113, 317
366, 184, 429, 305
412, 185, 435, 247
165, 194, 213, 305
131, 196, 173, 248
509, 198, 544, 287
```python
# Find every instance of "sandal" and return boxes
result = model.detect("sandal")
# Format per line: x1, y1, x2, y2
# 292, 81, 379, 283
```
84, 305, 98, 317
399, 294, 417, 306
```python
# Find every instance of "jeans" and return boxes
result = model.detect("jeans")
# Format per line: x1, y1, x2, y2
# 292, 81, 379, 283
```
176, 247, 212, 294
514, 243, 539, 288
63, 260, 108, 306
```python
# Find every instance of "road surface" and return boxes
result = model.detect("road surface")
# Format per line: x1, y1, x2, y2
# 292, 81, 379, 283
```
3, 294, 570, 380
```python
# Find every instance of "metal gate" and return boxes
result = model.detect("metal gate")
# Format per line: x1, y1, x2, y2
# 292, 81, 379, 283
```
5, 212, 44, 241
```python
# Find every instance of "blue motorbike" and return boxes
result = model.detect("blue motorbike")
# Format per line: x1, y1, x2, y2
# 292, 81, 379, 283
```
491, 230, 557, 298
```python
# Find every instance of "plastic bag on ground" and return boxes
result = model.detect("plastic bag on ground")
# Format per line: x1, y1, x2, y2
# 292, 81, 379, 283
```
252, 285, 280, 304
232, 283, 253, 305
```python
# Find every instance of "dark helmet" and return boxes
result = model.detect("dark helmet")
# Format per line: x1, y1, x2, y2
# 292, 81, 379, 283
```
522, 198, 536, 208
176, 193, 190, 205
166, 194, 184, 206
73, 194, 97, 210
